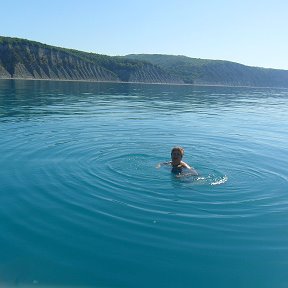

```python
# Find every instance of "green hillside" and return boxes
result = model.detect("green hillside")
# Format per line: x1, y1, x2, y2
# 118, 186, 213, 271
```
124, 54, 288, 87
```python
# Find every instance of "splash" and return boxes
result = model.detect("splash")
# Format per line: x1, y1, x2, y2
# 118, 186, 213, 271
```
211, 175, 228, 185
178, 172, 228, 186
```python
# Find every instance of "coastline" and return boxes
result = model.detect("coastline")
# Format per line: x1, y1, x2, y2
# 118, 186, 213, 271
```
0, 77, 287, 90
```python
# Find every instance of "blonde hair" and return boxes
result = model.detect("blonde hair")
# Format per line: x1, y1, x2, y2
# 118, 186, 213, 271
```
171, 146, 184, 157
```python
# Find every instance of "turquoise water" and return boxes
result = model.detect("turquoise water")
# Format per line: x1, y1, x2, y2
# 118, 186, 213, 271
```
0, 80, 288, 288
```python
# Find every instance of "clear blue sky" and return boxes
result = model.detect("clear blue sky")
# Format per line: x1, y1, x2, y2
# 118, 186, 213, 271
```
1, 0, 288, 69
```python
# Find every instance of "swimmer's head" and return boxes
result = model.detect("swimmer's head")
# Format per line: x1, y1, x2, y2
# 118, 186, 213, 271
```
171, 146, 184, 160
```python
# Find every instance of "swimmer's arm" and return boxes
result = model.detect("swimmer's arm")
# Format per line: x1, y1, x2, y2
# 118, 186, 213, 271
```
156, 161, 171, 169
175, 168, 199, 178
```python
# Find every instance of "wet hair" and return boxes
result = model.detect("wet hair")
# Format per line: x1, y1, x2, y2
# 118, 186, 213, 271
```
171, 146, 184, 157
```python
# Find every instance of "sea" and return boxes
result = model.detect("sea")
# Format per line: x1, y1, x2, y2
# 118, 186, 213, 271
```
0, 79, 288, 288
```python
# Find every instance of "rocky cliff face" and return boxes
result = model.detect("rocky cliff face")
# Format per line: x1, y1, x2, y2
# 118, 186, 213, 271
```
128, 63, 181, 83
0, 63, 10, 78
0, 42, 119, 81
0, 38, 183, 84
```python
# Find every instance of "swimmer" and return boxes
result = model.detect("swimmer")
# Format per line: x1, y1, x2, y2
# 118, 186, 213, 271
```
156, 146, 198, 177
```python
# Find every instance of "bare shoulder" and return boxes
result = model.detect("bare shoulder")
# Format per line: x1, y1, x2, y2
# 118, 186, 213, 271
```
181, 161, 198, 175
180, 161, 191, 169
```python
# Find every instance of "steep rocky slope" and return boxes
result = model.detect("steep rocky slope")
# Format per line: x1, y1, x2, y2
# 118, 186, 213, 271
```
0, 37, 183, 84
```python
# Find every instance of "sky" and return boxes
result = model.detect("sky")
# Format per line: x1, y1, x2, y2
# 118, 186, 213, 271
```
1, 0, 288, 70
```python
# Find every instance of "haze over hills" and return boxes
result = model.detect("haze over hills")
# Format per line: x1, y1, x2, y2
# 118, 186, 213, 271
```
1, 36, 288, 88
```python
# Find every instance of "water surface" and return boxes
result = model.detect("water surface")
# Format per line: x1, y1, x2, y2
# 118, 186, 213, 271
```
0, 80, 288, 288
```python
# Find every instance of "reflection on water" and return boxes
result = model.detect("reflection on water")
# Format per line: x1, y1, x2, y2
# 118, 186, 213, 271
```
0, 80, 288, 288
1, 79, 287, 121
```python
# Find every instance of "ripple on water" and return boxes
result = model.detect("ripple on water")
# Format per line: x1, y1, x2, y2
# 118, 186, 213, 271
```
2, 131, 286, 226
1, 82, 288, 287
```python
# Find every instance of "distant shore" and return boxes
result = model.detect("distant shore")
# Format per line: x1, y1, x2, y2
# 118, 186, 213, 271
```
1, 77, 287, 90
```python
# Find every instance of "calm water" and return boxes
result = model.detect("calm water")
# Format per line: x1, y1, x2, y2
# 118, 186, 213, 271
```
0, 80, 288, 288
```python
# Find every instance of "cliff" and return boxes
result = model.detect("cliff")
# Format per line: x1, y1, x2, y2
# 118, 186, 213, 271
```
1, 36, 288, 88
0, 37, 183, 84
